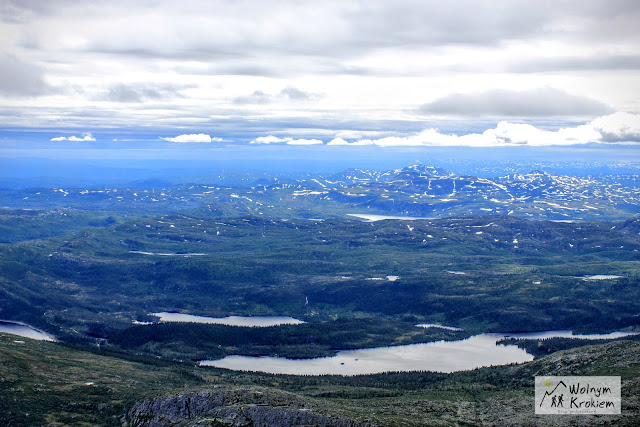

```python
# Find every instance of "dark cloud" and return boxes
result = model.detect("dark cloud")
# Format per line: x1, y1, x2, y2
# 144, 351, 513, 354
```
232, 91, 272, 105
510, 55, 640, 73
91, 47, 244, 61
217, 65, 280, 77
8, 1, 637, 80
62, 1, 638, 68
279, 87, 317, 101
171, 63, 281, 78
419, 88, 614, 117
232, 87, 319, 105
590, 113, 640, 142
103, 83, 185, 103
0, 55, 54, 97
346, 0, 640, 48
600, 129, 640, 143
0, 0, 60, 23
106, 84, 142, 103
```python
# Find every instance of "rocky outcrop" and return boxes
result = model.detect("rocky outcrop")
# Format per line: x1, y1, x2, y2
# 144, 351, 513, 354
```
124, 386, 370, 427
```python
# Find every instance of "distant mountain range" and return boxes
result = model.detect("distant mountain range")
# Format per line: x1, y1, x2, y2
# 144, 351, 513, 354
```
276, 164, 640, 221
1, 164, 639, 221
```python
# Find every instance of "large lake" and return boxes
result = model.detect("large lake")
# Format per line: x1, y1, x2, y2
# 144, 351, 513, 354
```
200, 330, 637, 375
152, 312, 305, 327
0, 321, 56, 341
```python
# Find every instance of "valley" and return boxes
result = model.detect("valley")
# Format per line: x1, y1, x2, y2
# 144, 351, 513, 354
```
1, 163, 639, 425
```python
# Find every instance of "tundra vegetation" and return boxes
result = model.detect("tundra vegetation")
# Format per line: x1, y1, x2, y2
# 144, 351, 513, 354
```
0, 164, 639, 425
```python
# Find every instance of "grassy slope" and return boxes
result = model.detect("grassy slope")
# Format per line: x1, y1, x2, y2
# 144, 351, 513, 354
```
2, 332, 639, 426
0, 334, 204, 426
0, 208, 120, 244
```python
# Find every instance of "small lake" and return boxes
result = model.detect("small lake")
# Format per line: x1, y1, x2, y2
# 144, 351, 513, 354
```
417, 323, 463, 331
152, 312, 305, 327
200, 330, 637, 375
129, 251, 207, 257
347, 214, 432, 222
0, 321, 56, 341
581, 275, 623, 280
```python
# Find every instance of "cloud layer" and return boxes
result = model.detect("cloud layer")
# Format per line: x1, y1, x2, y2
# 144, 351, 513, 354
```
1, 1, 639, 141
251, 136, 323, 145
419, 88, 614, 117
326, 113, 640, 147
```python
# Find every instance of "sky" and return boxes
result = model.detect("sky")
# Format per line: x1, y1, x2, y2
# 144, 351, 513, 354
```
1, 0, 640, 165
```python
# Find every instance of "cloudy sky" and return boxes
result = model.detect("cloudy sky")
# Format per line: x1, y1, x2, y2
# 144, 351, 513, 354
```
1, 0, 640, 155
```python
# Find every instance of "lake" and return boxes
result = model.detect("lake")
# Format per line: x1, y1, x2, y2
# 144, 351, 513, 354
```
129, 251, 207, 256
200, 330, 637, 375
502, 330, 635, 340
416, 323, 463, 331
347, 214, 433, 221
0, 321, 56, 341
152, 312, 305, 327
581, 275, 623, 280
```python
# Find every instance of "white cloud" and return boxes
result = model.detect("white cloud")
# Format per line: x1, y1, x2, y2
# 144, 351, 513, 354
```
287, 138, 323, 145
160, 133, 221, 143
328, 137, 373, 146
251, 136, 290, 144
589, 112, 640, 142
250, 135, 323, 145
329, 113, 640, 147
334, 130, 387, 140
50, 132, 96, 142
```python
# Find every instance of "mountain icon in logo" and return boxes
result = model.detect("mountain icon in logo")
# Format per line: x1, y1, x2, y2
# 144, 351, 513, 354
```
540, 380, 567, 407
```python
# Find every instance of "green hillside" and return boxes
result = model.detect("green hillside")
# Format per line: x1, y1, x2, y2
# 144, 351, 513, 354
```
2, 333, 639, 426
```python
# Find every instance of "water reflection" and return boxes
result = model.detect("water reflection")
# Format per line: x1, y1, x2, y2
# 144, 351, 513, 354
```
201, 330, 637, 375
0, 321, 56, 341
153, 312, 304, 327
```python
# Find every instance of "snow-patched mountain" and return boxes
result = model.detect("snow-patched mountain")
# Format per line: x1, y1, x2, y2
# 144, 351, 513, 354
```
323, 167, 400, 185
2, 165, 639, 222
283, 165, 640, 221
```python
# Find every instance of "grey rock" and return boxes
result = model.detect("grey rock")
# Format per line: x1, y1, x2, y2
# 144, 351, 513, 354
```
124, 386, 370, 427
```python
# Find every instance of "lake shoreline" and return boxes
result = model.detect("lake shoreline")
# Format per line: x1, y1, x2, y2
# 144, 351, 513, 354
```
199, 330, 638, 376
0, 320, 57, 342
